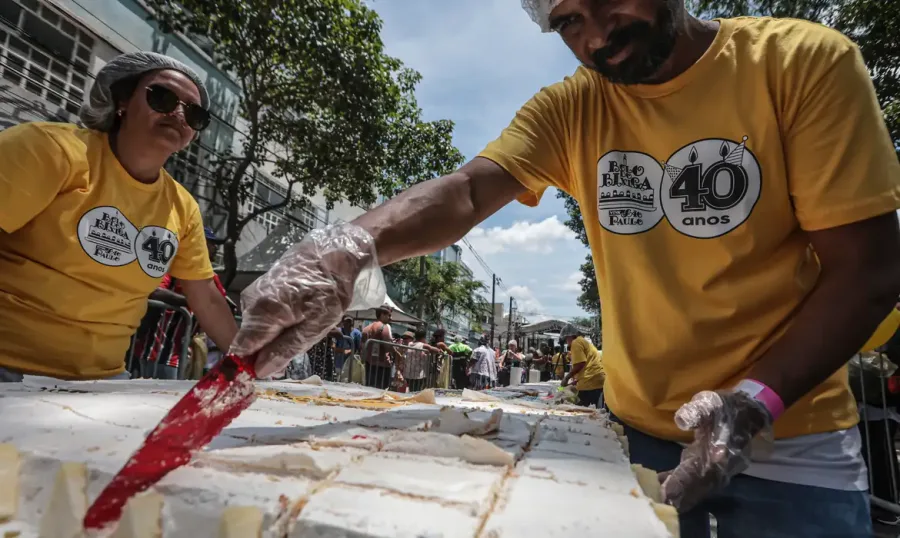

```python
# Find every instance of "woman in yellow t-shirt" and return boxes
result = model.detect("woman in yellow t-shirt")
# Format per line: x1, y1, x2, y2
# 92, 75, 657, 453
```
0, 52, 237, 382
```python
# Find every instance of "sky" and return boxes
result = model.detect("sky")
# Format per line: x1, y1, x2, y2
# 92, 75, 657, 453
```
367, 0, 591, 321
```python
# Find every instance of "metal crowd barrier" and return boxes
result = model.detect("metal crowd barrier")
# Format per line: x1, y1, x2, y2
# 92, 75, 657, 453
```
853, 352, 900, 517
352, 339, 450, 391
126, 299, 194, 380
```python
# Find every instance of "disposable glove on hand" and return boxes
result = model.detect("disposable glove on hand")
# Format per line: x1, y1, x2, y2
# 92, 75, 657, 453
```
660, 389, 773, 513
231, 224, 385, 378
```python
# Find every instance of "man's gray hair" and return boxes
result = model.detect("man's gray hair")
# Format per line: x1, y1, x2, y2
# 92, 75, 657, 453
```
80, 51, 209, 132
521, 0, 566, 32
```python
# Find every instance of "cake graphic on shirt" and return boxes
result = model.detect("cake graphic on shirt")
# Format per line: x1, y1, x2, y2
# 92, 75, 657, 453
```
84, 211, 132, 254
663, 136, 749, 185
598, 154, 657, 212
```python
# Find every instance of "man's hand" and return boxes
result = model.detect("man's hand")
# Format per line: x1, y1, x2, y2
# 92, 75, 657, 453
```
661, 390, 772, 512
231, 225, 384, 378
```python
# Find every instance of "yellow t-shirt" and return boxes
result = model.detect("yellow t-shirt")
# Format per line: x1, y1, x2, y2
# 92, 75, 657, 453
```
480, 18, 900, 442
571, 337, 604, 391
0, 122, 214, 379
552, 352, 570, 378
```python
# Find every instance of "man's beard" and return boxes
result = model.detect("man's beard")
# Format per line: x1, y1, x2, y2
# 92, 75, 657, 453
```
587, 4, 678, 85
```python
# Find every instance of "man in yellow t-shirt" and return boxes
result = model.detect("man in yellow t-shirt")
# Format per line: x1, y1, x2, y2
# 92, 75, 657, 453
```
229, 1, 900, 535
559, 325, 605, 408
550, 345, 569, 379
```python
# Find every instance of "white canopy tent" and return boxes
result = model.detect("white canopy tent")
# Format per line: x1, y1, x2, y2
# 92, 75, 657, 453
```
346, 294, 422, 324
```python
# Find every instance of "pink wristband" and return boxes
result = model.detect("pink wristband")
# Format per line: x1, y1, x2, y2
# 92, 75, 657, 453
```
734, 379, 785, 421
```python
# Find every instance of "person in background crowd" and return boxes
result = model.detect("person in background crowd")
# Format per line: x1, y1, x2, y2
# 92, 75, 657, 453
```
430, 328, 452, 388
332, 316, 355, 374
285, 350, 312, 381
498, 340, 524, 386
551, 345, 568, 380
402, 329, 440, 392
448, 336, 473, 390
0, 52, 237, 383
529, 347, 550, 381
560, 324, 605, 408
431, 328, 451, 353
361, 306, 400, 389
138, 226, 232, 379
351, 323, 363, 354
857, 302, 900, 527
538, 342, 553, 381
470, 336, 497, 390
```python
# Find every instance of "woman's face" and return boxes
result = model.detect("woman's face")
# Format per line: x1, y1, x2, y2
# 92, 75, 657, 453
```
118, 69, 203, 155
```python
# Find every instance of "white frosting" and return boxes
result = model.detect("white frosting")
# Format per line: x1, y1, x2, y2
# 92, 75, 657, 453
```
0, 378, 675, 537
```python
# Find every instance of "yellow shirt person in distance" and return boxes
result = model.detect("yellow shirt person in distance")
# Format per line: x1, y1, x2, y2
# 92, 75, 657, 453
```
0, 52, 237, 381
560, 325, 604, 408
551, 346, 569, 379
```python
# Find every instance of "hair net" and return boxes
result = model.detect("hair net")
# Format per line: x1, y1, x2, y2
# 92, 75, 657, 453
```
80, 51, 209, 132
559, 323, 582, 339
521, 0, 566, 32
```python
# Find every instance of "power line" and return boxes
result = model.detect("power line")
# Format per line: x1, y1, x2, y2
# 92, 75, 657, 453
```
460, 236, 511, 296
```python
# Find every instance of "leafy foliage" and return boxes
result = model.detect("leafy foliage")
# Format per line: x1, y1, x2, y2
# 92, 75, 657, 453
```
562, 0, 899, 314
689, 0, 899, 157
383, 257, 488, 329
556, 191, 601, 314
146, 0, 464, 284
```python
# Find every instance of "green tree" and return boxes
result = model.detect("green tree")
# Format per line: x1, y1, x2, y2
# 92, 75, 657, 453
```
557, 191, 601, 314
383, 257, 488, 329
561, 0, 899, 313
690, 0, 899, 157
146, 0, 464, 285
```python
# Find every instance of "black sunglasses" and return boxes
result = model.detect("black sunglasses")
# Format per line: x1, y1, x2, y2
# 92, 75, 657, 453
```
145, 84, 210, 131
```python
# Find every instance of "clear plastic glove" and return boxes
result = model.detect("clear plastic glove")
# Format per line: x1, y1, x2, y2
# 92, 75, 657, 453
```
231, 224, 386, 378
660, 389, 773, 512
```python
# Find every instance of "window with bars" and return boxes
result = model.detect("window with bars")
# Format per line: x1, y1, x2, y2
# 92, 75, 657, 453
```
165, 138, 208, 192
242, 173, 320, 234
0, 0, 94, 115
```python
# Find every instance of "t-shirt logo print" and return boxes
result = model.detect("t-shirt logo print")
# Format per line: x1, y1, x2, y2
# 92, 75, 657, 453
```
135, 226, 179, 278
596, 150, 666, 234
77, 207, 179, 276
77, 206, 139, 266
660, 136, 762, 238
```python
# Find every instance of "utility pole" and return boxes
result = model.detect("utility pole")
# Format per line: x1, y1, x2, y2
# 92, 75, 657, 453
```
489, 275, 497, 348
507, 296, 514, 348
416, 255, 426, 326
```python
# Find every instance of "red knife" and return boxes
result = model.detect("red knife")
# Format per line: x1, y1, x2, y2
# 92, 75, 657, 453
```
83, 353, 258, 531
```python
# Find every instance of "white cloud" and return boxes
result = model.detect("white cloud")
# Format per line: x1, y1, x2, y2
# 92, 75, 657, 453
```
557, 271, 582, 293
466, 216, 576, 255
367, 1, 593, 320
369, 0, 579, 160
507, 284, 544, 313
455, 219, 590, 321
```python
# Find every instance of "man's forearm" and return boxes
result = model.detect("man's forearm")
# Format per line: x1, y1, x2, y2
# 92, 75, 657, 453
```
352, 158, 525, 266
747, 259, 900, 408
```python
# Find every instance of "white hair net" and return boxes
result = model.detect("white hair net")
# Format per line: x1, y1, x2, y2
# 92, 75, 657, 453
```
79, 51, 209, 132
521, 0, 566, 32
